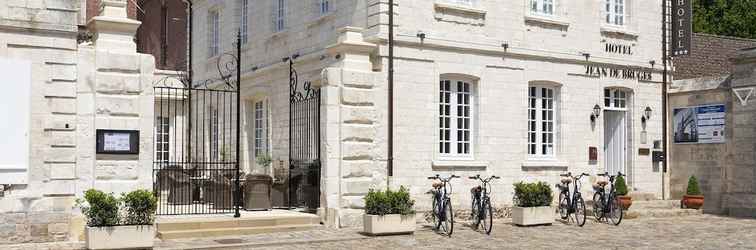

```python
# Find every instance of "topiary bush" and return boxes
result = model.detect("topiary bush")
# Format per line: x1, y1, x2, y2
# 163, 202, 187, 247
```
615, 175, 628, 196
364, 186, 415, 216
122, 189, 158, 225
686, 175, 702, 195
80, 189, 120, 227
513, 181, 553, 207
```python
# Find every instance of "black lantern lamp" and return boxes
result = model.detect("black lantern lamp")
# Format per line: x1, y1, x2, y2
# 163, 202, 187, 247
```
590, 104, 602, 122
642, 106, 653, 123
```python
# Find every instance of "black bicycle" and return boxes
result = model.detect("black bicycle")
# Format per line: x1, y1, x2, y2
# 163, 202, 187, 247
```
428, 174, 460, 236
557, 172, 589, 226
593, 172, 624, 225
469, 175, 499, 234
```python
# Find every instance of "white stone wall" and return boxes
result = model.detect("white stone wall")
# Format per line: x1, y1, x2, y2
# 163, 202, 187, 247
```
191, 0, 666, 227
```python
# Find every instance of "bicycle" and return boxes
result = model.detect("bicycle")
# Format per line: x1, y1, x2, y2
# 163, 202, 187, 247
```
469, 174, 500, 234
557, 172, 589, 227
592, 171, 624, 225
428, 174, 460, 236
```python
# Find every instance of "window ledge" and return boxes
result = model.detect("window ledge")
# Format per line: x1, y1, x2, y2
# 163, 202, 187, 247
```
524, 14, 569, 27
307, 12, 337, 27
521, 160, 568, 169
600, 25, 639, 38
432, 160, 488, 171
434, 2, 487, 15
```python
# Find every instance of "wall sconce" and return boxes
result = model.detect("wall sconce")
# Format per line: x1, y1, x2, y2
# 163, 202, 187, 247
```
416, 31, 426, 42
649, 60, 656, 68
582, 53, 591, 61
641, 106, 653, 123
590, 104, 601, 122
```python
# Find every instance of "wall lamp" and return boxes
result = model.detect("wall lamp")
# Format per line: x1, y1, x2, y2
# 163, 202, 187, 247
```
416, 31, 426, 42
641, 106, 653, 124
582, 53, 591, 61
649, 60, 656, 68
590, 104, 602, 122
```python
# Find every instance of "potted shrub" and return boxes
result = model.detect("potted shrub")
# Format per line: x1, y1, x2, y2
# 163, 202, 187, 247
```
363, 186, 416, 235
682, 176, 704, 209
80, 189, 157, 250
615, 175, 632, 210
512, 181, 553, 226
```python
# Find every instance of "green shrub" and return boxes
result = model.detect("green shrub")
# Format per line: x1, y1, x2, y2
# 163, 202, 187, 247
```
256, 154, 272, 167
686, 176, 702, 195
513, 181, 553, 207
364, 186, 415, 216
615, 175, 628, 196
80, 189, 120, 227
122, 189, 158, 225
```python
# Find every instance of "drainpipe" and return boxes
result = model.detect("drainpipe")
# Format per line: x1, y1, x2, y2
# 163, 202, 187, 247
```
661, 0, 668, 200
387, 0, 395, 183
185, 0, 193, 163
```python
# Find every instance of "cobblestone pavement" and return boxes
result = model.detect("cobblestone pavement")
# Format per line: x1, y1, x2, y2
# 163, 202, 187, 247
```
5, 214, 756, 250
159, 214, 756, 250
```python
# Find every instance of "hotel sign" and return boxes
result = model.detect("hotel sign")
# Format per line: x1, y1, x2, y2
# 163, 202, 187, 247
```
671, 0, 692, 56
585, 64, 652, 81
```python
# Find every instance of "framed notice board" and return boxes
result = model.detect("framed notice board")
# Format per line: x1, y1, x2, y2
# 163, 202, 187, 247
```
96, 129, 140, 154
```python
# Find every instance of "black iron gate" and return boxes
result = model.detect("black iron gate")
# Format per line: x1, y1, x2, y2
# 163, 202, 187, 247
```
153, 33, 242, 216
288, 58, 321, 211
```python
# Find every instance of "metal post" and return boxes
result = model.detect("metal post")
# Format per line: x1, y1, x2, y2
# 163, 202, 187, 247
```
387, 0, 394, 180
234, 29, 242, 218
661, 0, 669, 200
288, 58, 293, 210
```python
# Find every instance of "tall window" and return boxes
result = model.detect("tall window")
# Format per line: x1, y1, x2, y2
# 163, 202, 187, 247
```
439, 79, 474, 158
275, 0, 285, 31
210, 108, 219, 160
208, 10, 220, 57
604, 88, 628, 110
254, 100, 268, 158
320, 0, 331, 14
160, 5, 168, 66
241, 0, 249, 44
605, 0, 625, 26
528, 86, 557, 157
530, 0, 554, 15
156, 117, 169, 162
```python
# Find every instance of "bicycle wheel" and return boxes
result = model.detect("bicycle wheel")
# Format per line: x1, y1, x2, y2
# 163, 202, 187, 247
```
558, 192, 569, 220
574, 196, 587, 227
432, 197, 440, 230
470, 198, 480, 230
441, 198, 454, 236
609, 195, 623, 226
592, 192, 604, 220
482, 198, 493, 234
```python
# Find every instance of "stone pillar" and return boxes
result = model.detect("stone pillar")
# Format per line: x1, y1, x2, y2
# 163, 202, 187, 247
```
320, 27, 385, 227
78, 0, 154, 196
724, 48, 756, 217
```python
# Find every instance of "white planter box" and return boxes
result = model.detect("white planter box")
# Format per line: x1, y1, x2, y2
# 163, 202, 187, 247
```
86, 225, 155, 250
363, 214, 416, 235
512, 206, 554, 226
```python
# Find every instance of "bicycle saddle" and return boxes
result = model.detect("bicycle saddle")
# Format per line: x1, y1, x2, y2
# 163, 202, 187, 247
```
596, 180, 608, 187
432, 180, 443, 188
560, 177, 572, 184
471, 186, 482, 193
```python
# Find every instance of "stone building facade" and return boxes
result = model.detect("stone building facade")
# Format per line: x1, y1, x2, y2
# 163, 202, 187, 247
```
0, 0, 162, 244
673, 33, 756, 80
191, 0, 666, 227
669, 48, 756, 218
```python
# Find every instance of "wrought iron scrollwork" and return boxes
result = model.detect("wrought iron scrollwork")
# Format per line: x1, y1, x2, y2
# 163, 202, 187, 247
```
152, 51, 240, 92
289, 60, 320, 102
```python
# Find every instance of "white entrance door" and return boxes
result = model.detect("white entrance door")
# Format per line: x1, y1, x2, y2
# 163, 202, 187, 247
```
604, 111, 627, 176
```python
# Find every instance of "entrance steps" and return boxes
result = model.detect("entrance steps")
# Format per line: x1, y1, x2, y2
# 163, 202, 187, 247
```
156, 210, 321, 240
585, 199, 702, 219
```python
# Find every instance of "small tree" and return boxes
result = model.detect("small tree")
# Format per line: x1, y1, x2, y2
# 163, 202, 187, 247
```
615, 175, 628, 196
686, 176, 702, 196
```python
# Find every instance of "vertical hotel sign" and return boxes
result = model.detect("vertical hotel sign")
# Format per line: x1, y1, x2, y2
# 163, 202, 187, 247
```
671, 0, 692, 56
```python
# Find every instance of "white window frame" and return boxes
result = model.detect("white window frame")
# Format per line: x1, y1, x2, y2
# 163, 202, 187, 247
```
530, 0, 555, 16
527, 86, 558, 158
241, 0, 249, 44
604, 88, 628, 111
319, 0, 331, 14
208, 9, 220, 57
275, 0, 285, 32
439, 78, 474, 160
253, 99, 269, 158
156, 116, 170, 162
605, 0, 625, 26
210, 107, 220, 160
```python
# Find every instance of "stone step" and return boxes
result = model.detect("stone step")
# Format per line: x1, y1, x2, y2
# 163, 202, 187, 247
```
624, 208, 702, 219
157, 224, 320, 240
156, 211, 321, 240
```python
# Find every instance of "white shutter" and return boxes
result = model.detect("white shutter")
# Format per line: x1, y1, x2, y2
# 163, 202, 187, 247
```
0, 59, 31, 184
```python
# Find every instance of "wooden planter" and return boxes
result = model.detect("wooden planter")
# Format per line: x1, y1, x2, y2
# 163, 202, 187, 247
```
85, 225, 154, 249
512, 206, 553, 226
618, 195, 633, 210
363, 214, 416, 235
682, 195, 704, 209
